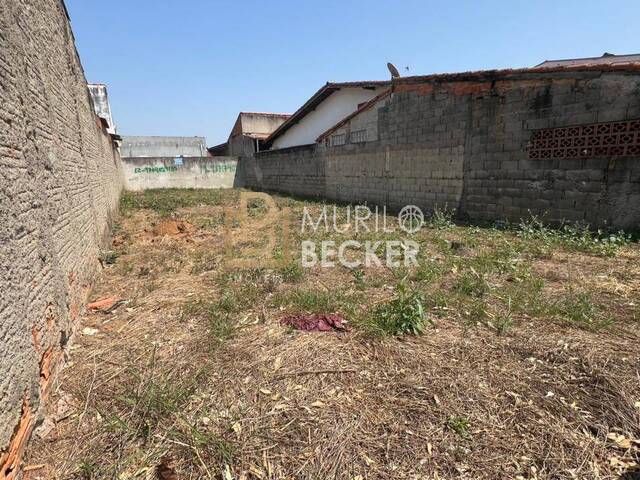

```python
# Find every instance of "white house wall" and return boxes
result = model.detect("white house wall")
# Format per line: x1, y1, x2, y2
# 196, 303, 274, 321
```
272, 87, 388, 149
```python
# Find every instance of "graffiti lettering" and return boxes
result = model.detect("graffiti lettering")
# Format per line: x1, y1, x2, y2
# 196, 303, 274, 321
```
202, 164, 236, 173
134, 166, 178, 174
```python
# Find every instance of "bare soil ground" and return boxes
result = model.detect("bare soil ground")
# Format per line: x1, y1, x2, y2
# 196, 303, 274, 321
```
25, 189, 640, 479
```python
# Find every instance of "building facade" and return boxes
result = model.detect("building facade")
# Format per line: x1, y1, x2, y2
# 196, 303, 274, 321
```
266, 81, 390, 150
227, 112, 291, 156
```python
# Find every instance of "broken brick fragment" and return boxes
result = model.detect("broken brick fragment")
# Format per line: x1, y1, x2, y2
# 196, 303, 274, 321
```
87, 295, 122, 312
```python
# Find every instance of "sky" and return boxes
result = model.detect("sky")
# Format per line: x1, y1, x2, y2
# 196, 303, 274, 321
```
66, 0, 640, 146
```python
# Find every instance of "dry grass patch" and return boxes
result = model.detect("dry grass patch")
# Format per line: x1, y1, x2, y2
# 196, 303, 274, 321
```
25, 189, 640, 480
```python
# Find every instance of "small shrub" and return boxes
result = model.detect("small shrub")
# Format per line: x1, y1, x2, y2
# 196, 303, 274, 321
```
99, 250, 118, 265
412, 261, 443, 284
273, 289, 338, 314
351, 268, 367, 290
191, 250, 218, 274
517, 214, 631, 258
447, 415, 470, 438
549, 290, 614, 331
247, 197, 269, 217
493, 305, 514, 335
279, 261, 304, 283
365, 283, 432, 336
428, 205, 456, 230
181, 295, 238, 342
459, 297, 488, 326
78, 461, 98, 479
470, 244, 519, 275
453, 269, 489, 297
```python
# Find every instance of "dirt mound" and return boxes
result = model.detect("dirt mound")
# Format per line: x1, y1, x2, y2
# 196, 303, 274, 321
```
152, 219, 193, 237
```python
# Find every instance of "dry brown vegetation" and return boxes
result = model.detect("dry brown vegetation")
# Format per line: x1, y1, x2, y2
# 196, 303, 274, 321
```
25, 189, 640, 479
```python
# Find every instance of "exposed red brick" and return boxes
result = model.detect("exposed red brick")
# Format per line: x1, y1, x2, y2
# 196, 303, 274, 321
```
70, 302, 79, 322
30, 327, 42, 355
395, 81, 492, 96
39, 348, 59, 398
46, 312, 55, 330
449, 82, 492, 95
394, 83, 434, 95
493, 78, 575, 92
0, 396, 35, 480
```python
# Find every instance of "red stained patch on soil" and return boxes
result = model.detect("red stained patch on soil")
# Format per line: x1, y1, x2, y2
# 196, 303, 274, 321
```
280, 314, 348, 332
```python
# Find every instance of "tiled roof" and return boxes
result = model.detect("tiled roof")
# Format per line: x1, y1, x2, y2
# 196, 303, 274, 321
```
536, 53, 640, 68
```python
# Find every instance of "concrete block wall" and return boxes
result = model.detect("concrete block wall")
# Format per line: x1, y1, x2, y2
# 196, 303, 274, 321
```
123, 157, 239, 190
241, 69, 640, 229
0, 1, 124, 476
241, 145, 326, 198
325, 143, 463, 211
457, 71, 640, 227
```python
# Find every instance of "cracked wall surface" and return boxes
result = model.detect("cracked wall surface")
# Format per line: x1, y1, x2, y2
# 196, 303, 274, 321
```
0, 1, 123, 477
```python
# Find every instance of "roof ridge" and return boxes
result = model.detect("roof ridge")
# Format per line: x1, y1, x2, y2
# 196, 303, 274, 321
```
240, 111, 291, 117
394, 63, 640, 84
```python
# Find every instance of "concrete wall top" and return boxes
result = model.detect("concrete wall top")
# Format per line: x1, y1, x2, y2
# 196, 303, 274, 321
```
121, 136, 208, 158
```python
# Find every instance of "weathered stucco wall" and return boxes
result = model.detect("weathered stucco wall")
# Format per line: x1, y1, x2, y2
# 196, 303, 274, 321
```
120, 136, 208, 158
0, 1, 124, 476
123, 157, 239, 190
241, 69, 640, 229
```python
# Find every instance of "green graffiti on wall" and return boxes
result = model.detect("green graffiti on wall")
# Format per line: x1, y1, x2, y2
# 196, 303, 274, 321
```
133, 164, 235, 175
134, 166, 178, 174
202, 164, 236, 173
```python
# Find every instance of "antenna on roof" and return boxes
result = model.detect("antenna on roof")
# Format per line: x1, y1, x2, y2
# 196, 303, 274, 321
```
387, 62, 401, 79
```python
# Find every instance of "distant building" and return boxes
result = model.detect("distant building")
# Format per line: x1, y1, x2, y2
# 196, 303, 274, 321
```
226, 112, 291, 156
265, 81, 390, 150
316, 89, 392, 147
208, 142, 229, 157
88, 83, 117, 135
536, 52, 640, 68
120, 136, 207, 158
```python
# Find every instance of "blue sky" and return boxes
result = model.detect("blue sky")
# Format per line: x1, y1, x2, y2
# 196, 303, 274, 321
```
66, 0, 639, 146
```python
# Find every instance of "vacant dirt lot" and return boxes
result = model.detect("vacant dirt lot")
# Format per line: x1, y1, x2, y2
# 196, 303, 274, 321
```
25, 189, 640, 479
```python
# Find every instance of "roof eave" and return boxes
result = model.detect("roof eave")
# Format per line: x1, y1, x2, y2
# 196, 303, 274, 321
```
264, 80, 391, 147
